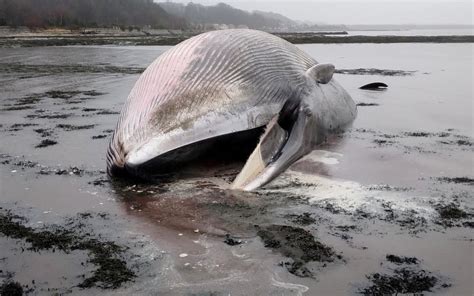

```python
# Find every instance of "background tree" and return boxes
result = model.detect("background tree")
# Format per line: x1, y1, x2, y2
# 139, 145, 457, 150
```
0, 0, 187, 29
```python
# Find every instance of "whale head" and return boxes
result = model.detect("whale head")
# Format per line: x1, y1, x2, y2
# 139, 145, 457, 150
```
231, 63, 357, 190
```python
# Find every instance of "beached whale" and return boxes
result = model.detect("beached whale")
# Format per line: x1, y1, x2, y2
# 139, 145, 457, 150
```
107, 29, 357, 190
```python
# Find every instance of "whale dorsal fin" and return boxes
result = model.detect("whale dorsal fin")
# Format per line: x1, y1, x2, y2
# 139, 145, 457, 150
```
306, 63, 335, 84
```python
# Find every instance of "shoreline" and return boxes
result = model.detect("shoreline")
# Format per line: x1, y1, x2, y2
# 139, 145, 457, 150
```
0, 33, 473, 47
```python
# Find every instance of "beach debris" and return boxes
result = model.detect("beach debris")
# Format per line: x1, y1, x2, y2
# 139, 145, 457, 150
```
359, 82, 388, 90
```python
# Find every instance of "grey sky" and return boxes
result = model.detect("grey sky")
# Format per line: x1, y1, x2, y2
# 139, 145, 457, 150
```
160, 1, 473, 25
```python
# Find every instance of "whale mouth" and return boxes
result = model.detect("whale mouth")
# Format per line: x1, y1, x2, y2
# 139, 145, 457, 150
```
122, 127, 265, 181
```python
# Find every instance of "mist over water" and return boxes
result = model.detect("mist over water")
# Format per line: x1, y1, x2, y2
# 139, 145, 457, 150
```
165, 0, 474, 25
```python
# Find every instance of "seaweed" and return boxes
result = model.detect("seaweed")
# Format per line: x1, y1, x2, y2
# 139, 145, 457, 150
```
0, 211, 135, 289
360, 268, 441, 295
286, 213, 316, 226
223, 234, 242, 246
33, 128, 54, 137
356, 102, 379, 106
96, 110, 120, 115
256, 225, 337, 277
386, 254, 419, 265
46, 90, 81, 99
0, 281, 23, 296
437, 177, 474, 185
56, 124, 95, 131
1, 105, 34, 111
2, 35, 473, 48
435, 203, 468, 220
336, 68, 414, 76
35, 139, 57, 148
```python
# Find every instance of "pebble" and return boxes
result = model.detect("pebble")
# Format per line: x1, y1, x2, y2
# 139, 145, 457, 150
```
179, 253, 188, 258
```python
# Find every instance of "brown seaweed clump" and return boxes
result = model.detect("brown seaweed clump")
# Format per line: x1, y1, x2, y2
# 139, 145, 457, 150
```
257, 224, 338, 277
0, 210, 135, 289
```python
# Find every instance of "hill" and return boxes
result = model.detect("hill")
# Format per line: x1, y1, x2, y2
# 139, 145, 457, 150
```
158, 2, 298, 30
0, 0, 186, 29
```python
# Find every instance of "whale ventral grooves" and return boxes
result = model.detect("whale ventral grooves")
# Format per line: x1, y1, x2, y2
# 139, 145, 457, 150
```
107, 29, 356, 189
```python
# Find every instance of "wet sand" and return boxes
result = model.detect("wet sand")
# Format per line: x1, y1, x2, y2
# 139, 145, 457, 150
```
0, 44, 472, 295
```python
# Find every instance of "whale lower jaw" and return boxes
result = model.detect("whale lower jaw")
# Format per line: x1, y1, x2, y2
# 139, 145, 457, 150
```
125, 126, 266, 179
124, 105, 279, 176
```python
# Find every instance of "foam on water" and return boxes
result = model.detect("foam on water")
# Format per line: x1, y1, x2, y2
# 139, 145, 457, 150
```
261, 150, 439, 220
304, 149, 341, 165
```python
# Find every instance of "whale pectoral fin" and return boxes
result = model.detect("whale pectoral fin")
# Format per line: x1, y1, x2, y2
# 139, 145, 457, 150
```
306, 63, 335, 84
231, 116, 287, 190
231, 98, 310, 191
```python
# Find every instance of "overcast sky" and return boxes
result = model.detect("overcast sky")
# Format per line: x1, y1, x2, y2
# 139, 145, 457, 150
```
161, 1, 473, 25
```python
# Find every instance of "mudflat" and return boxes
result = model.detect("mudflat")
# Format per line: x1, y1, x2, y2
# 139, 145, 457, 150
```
0, 32, 473, 48
0, 43, 472, 295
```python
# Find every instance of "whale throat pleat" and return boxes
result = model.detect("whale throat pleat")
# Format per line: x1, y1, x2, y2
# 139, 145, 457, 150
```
108, 29, 318, 174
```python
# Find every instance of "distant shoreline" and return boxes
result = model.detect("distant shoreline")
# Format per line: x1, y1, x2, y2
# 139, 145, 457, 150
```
278, 33, 474, 44
0, 32, 472, 47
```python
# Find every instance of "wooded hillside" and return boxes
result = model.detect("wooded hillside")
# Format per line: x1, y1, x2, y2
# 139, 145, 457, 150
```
159, 2, 297, 30
0, 0, 187, 29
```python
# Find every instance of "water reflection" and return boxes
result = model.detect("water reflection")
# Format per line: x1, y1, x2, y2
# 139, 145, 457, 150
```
110, 138, 341, 238
110, 173, 318, 295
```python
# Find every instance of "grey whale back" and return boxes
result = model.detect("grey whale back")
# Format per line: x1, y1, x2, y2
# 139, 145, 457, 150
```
107, 29, 320, 175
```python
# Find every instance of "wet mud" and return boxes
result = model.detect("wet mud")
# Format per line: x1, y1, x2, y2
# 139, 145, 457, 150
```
1, 34, 473, 48
0, 210, 135, 290
0, 44, 473, 295
0, 63, 145, 75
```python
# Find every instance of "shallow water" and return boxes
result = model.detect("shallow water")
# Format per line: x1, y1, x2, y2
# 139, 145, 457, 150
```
346, 28, 474, 36
0, 43, 473, 295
